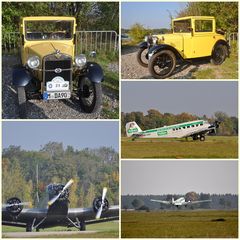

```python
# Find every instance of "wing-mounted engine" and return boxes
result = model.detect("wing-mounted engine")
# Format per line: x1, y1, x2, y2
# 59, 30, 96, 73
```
92, 187, 109, 219
93, 196, 109, 213
5, 197, 24, 216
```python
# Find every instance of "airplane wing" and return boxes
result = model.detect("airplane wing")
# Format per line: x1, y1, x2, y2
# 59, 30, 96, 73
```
182, 200, 212, 206
67, 205, 119, 224
181, 129, 212, 138
150, 199, 171, 205
2, 207, 47, 228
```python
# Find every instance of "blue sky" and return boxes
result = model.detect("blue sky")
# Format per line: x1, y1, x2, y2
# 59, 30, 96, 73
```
2, 121, 119, 152
121, 2, 187, 29
121, 81, 238, 117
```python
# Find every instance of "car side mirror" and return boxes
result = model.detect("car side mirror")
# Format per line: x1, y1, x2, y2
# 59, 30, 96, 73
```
89, 51, 96, 58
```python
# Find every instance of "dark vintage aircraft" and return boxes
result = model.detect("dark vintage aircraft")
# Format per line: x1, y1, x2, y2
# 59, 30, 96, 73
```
2, 179, 119, 232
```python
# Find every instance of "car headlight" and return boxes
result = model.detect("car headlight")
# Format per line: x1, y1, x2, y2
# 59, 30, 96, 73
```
75, 54, 87, 67
152, 36, 158, 45
27, 56, 40, 69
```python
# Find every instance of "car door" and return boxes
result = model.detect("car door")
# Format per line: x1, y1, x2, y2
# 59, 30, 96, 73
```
191, 19, 216, 58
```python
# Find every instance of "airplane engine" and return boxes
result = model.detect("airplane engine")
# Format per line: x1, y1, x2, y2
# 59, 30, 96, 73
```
5, 197, 23, 216
92, 197, 109, 213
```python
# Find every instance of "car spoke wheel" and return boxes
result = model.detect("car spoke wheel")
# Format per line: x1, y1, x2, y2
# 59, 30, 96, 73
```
78, 77, 102, 113
17, 87, 27, 119
148, 50, 176, 78
137, 48, 149, 67
211, 44, 227, 65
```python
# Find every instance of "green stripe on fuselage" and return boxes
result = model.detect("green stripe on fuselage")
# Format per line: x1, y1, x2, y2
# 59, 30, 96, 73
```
142, 120, 204, 135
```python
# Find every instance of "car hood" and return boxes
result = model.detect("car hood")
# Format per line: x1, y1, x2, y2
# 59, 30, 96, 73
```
24, 41, 74, 64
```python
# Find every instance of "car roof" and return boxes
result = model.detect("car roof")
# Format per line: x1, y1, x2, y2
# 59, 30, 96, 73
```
22, 16, 76, 21
173, 16, 215, 21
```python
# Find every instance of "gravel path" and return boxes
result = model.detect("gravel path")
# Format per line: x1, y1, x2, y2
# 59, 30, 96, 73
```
121, 46, 211, 79
2, 54, 118, 119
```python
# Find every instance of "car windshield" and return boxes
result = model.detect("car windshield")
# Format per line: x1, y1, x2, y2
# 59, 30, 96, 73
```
25, 20, 74, 40
173, 19, 191, 33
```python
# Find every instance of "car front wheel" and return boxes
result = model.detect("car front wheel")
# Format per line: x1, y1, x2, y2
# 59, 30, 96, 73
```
137, 47, 149, 67
78, 77, 102, 113
211, 44, 227, 65
148, 50, 176, 79
17, 86, 27, 119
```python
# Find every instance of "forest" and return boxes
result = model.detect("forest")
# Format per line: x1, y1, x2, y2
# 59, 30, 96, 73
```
2, 2, 119, 36
121, 110, 238, 136
2, 142, 119, 208
122, 193, 238, 211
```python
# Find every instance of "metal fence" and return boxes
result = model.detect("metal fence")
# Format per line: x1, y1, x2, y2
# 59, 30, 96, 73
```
2, 31, 119, 54
226, 32, 238, 47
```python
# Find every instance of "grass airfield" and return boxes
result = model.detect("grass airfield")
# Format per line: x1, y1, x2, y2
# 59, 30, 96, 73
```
121, 136, 238, 158
121, 210, 238, 238
2, 221, 119, 238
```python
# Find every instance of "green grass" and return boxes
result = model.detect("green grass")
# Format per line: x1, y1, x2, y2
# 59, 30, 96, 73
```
193, 51, 238, 79
121, 136, 238, 158
121, 210, 238, 238
95, 52, 119, 119
2, 221, 119, 238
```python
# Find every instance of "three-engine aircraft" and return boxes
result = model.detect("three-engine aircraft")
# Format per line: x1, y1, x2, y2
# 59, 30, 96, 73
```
2, 179, 119, 232
151, 197, 211, 208
126, 120, 220, 141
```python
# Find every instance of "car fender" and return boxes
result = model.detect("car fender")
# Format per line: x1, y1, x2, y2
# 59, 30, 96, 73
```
148, 44, 182, 60
12, 67, 32, 87
81, 62, 104, 83
212, 40, 230, 57
139, 41, 148, 49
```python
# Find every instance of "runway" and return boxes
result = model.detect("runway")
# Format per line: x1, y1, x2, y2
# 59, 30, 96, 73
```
2, 230, 98, 238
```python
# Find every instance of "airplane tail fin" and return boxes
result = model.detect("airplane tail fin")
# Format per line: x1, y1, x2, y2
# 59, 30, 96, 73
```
126, 122, 142, 137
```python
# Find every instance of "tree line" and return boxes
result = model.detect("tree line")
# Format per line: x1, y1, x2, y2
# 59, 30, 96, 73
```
2, 2, 119, 37
121, 110, 238, 136
122, 193, 238, 211
2, 142, 119, 208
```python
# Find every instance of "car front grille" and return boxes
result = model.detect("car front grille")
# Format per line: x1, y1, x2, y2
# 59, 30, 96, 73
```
43, 53, 72, 90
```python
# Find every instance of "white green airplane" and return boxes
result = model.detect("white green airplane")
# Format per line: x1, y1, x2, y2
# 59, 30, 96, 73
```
151, 197, 212, 208
126, 120, 220, 141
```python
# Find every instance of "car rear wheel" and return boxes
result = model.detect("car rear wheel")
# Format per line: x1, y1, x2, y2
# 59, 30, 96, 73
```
78, 77, 102, 113
17, 87, 27, 119
211, 44, 227, 65
148, 50, 176, 79
137, 47, 148, 67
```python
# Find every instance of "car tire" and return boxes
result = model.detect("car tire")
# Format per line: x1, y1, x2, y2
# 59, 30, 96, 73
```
211, 44, 227, 65
148, 50, 176, 79
17, 86, 27, 119
137, 47, 148, 67
78, 77, 102, 113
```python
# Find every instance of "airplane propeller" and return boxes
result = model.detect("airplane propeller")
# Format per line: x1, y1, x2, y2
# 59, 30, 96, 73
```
48, 179, 74, 206
96, 187, 107, 219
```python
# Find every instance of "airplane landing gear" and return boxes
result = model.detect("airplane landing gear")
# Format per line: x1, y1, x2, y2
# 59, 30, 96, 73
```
80, 221, 86, 231
200, 135, 205, 141
26, 223, 32, 232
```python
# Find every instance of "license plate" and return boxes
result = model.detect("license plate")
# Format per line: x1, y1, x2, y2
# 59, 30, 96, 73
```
43, 91, 71, 100
46, 77, 69, 91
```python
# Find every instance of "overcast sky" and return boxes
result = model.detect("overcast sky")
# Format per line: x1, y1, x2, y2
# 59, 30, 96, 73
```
122, 161, 238, 195
121, 81, 238, 117
2, 121, 119, 152
122, 2, 186, 29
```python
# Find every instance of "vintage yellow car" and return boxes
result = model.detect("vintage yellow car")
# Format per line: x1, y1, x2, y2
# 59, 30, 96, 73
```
13, 16, 103, 117
137, 16, 230, 78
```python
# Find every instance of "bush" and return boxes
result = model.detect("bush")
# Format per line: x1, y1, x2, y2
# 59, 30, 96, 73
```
129, 23, 151, 43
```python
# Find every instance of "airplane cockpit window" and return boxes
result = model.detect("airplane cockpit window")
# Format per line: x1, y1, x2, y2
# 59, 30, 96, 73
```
47, 184, 69, 200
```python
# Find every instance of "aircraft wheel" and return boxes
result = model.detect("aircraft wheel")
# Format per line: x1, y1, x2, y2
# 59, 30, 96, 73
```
26, 224, 32, 232
36, 228, 40, 232
200, 135, 205, 141
80, 221, 86, 231
192, 135, 198, 141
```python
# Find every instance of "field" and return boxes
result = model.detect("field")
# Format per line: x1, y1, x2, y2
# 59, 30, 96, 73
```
121, 210, 238, 238
2, 221, 119, 238
121, 136, 238, 158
